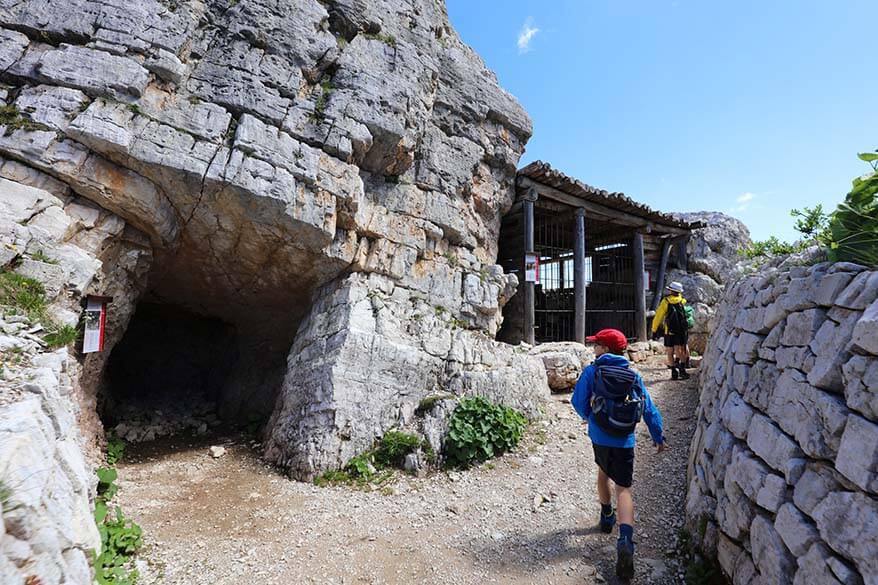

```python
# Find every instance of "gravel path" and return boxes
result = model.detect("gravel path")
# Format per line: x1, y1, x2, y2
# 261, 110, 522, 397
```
117, 356, 699, 584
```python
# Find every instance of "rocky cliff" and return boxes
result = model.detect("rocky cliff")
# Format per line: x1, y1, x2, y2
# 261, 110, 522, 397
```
0, 0, 547, 478
686, 260, 878, 584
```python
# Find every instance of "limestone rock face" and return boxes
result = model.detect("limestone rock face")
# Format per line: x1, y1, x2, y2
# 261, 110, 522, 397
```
686, 261, 878, 584
0, 0, 545, 485
674, 211, 751, 285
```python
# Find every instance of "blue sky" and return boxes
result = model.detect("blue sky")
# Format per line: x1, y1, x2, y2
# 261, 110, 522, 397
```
445, 0, 878, 241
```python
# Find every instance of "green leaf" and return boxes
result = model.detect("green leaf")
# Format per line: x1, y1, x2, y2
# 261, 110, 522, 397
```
858, 152, 878, 162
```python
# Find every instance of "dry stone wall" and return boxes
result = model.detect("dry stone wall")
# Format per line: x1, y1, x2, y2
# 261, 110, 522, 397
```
686, 260, 878, 585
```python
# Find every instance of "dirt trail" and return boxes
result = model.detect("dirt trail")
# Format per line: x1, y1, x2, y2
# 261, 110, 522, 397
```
117, 356, 699, 585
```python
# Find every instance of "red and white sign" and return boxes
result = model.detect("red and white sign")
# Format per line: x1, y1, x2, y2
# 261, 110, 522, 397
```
525, 253, 540, 284
83, 296, 111, 353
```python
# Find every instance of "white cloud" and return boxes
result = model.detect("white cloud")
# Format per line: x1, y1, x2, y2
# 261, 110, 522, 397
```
730, 191, 756, 212
517, 17, 539, 54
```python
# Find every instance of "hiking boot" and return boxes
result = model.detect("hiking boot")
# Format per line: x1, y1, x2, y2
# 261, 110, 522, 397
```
678, 366, 690, 380
616, 536, 635, 579
599, 508, 616, 534
670, 366, 679, 380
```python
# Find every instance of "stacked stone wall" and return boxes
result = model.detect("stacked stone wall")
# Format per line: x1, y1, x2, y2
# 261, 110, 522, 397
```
686, 261, 878, 585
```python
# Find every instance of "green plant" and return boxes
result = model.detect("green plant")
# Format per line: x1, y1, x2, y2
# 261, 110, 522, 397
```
0, 271, 83, 347
43, 324, 78, 348
106, 434, 126, 466
824, 152, 878, 266
94, 463, 142, 584
790, 204, 830, 240
96, 467, 119, 502
443, 251, 459, 268
0, 271, 48, 320
345, 453, 374, 480
311, 79, 333, 121
31, 249, 58, 264
738, 236, 803, 259
444, 396, 527, 468
94, 506, 143, 585
126, 103, 141, 115
365, 32, 397, 47
415, 393, 454, 415
0, 104, 52, 137
0, 479, 17, 512
374, 431, 421, 468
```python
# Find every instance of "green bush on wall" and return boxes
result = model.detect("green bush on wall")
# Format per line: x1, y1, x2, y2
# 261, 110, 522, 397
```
444, 396, 527, 468
825, 152, 878, 266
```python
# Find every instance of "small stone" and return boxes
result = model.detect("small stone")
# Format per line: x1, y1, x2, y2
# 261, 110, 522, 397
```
209, 446, 226, 458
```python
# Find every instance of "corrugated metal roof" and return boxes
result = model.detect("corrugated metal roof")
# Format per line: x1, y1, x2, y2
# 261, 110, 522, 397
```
518, 161, 698, 231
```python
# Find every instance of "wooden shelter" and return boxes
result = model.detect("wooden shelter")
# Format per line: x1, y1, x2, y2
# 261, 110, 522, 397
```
498, 161, 700, 345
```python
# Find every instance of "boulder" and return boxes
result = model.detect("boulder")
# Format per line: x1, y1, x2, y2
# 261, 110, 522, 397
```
672, 211, 752, 285
666, 269, 723, 306
528, 342, 594, 392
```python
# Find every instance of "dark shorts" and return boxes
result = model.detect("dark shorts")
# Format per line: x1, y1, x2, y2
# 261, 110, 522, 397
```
593, 444, 635, 488
664, 331, 689, 347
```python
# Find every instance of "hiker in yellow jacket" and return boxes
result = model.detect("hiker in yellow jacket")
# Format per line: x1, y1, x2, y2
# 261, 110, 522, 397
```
651, 281, 690, 380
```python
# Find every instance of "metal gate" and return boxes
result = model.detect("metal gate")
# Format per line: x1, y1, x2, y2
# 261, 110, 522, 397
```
533, 209, 575, 343
585, 235, 635, 339
533, 206, 636, 342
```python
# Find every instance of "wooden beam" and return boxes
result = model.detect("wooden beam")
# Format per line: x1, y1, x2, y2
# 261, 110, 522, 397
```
573, 208, 586, 343
651, 237, 672, 312
517, 176, 692, 236
523, 189, 537, 345
632, 232, 648, 342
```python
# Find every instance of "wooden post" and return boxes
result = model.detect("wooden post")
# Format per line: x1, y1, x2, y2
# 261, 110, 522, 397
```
633, 231, 648, 342
651, 237, 672, 312
673, 234, 691, 271
523, 189, 537, 345
573, 208, 586, 343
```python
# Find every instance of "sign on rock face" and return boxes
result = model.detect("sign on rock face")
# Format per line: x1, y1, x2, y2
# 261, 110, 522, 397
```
83, 296, 111, 353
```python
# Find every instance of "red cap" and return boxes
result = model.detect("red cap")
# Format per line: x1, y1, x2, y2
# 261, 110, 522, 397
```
585, 328, 628, 353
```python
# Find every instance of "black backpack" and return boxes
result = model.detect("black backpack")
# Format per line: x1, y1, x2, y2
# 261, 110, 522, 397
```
590, 364, 645, 437
665, 302, 688, 334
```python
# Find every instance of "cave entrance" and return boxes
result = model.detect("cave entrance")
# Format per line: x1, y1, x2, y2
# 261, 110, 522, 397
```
101, 301, 284, 442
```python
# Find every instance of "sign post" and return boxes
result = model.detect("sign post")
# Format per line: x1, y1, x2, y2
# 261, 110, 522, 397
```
83, 296, 112, 354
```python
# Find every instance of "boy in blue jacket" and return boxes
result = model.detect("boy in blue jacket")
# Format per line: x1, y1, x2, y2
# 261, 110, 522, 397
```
571, 328, 667, 580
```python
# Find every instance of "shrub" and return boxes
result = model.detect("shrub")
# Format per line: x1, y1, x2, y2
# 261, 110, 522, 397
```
825, 152, 878, 266
94, 462, 142, 583
444, 396, 527, 468
43, 324, 78, 349
790, 204, 830, 240
374, 430, 421, 468
94, 506, 143, 585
